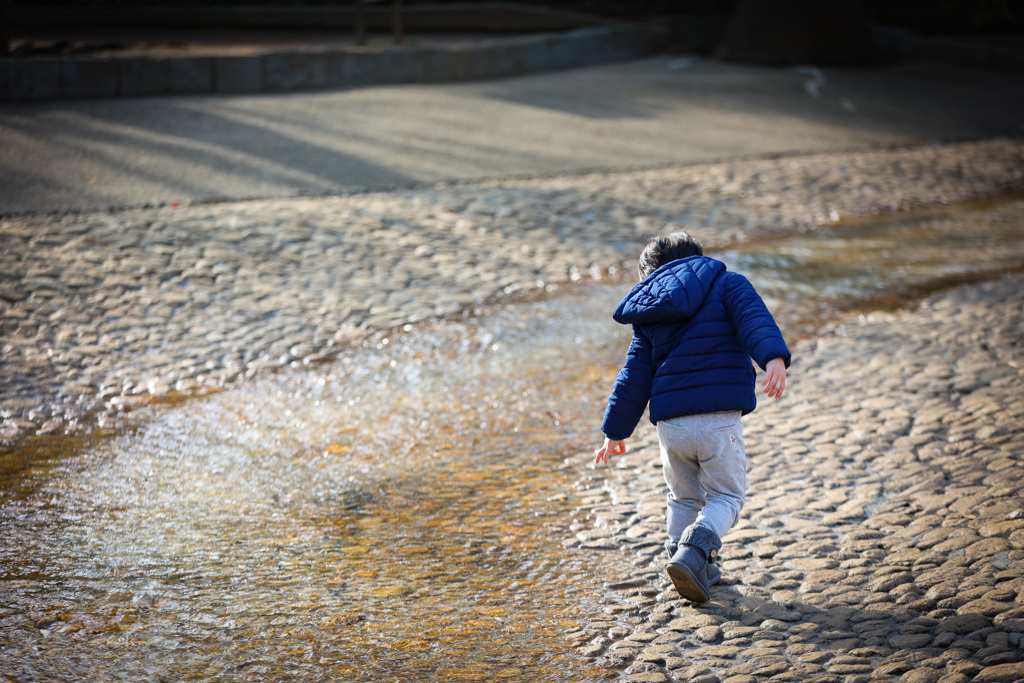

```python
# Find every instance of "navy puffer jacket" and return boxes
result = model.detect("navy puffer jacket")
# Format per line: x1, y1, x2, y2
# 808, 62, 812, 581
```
601, 255, 791, 441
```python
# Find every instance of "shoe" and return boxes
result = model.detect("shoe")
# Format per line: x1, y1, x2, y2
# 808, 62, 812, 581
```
666, 524, 722, 603
667, 545, 713, 603
667, 541, 722, 587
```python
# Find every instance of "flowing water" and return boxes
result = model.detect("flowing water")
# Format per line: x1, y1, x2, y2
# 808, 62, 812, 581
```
1, 193, 1023, 682
719, 192, 1024, 334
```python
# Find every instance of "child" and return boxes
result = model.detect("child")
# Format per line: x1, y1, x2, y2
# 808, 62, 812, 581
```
594, 231, 790, 603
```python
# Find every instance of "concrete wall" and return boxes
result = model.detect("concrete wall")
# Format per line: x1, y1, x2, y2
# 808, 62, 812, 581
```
0, 26, 667, 102
8, 2, 617, 32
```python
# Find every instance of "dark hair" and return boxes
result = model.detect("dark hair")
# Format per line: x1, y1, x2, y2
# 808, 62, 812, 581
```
637, 231, 703, 279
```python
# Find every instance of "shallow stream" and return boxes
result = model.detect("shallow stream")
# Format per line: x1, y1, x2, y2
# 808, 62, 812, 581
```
1, 193, 1022, 682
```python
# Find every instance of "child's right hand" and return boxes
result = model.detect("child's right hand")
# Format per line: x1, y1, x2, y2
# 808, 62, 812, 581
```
594, 438, 626, 466
763, 357, 787, 399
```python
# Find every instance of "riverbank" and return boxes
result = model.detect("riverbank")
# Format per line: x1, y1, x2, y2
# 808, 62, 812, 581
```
2, 137, 1023, 448
567, 272, 1024, 682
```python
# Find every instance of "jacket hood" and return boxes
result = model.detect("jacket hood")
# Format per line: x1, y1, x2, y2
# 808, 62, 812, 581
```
614, 256, 726, 324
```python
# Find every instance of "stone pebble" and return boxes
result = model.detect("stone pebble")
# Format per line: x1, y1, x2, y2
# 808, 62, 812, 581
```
568, 272, 1024, 681
2, 138, 1023, 444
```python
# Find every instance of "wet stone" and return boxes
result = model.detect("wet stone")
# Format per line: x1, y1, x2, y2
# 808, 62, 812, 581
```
958, 599, 1013, 618
898, 669, 945, 683
698, 645, 742, 660
667, 615, 725, 631
677, 666, 716, 682
624, 672, 669, 682
694, 626, 723, 643
938, 675, 971, 683
992, 608, 1024, 632
972, 662, 1024, 683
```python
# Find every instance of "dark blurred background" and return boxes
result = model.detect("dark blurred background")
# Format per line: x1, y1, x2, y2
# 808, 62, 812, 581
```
3, 0, 1023, 33
2, 1, 1022, 66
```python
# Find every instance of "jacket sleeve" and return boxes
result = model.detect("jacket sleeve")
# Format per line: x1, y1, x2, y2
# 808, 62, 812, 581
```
601, 327, 654, 441
723, 273, 791, 370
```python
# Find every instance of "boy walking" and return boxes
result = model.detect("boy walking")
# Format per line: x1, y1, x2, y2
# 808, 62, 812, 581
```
595, 231, 790, 603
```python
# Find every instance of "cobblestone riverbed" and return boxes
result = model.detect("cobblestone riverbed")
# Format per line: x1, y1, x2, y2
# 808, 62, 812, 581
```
2, 137, 1024, 445
0, 137, 1023, 683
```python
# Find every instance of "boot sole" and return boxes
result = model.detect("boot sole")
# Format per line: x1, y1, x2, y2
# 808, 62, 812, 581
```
667, 564, 711, 603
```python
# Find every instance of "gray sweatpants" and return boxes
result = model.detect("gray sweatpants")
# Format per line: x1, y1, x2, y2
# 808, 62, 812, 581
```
657, 411, 746, 547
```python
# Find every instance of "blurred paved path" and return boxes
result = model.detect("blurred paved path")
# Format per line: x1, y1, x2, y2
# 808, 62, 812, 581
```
2, 56, 1024, 214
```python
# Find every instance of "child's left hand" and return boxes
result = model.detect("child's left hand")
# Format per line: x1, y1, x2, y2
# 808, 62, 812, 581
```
594, 438, 626, 466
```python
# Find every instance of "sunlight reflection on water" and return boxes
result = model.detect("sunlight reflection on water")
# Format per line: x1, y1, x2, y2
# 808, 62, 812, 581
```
0, 285, 637, 682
